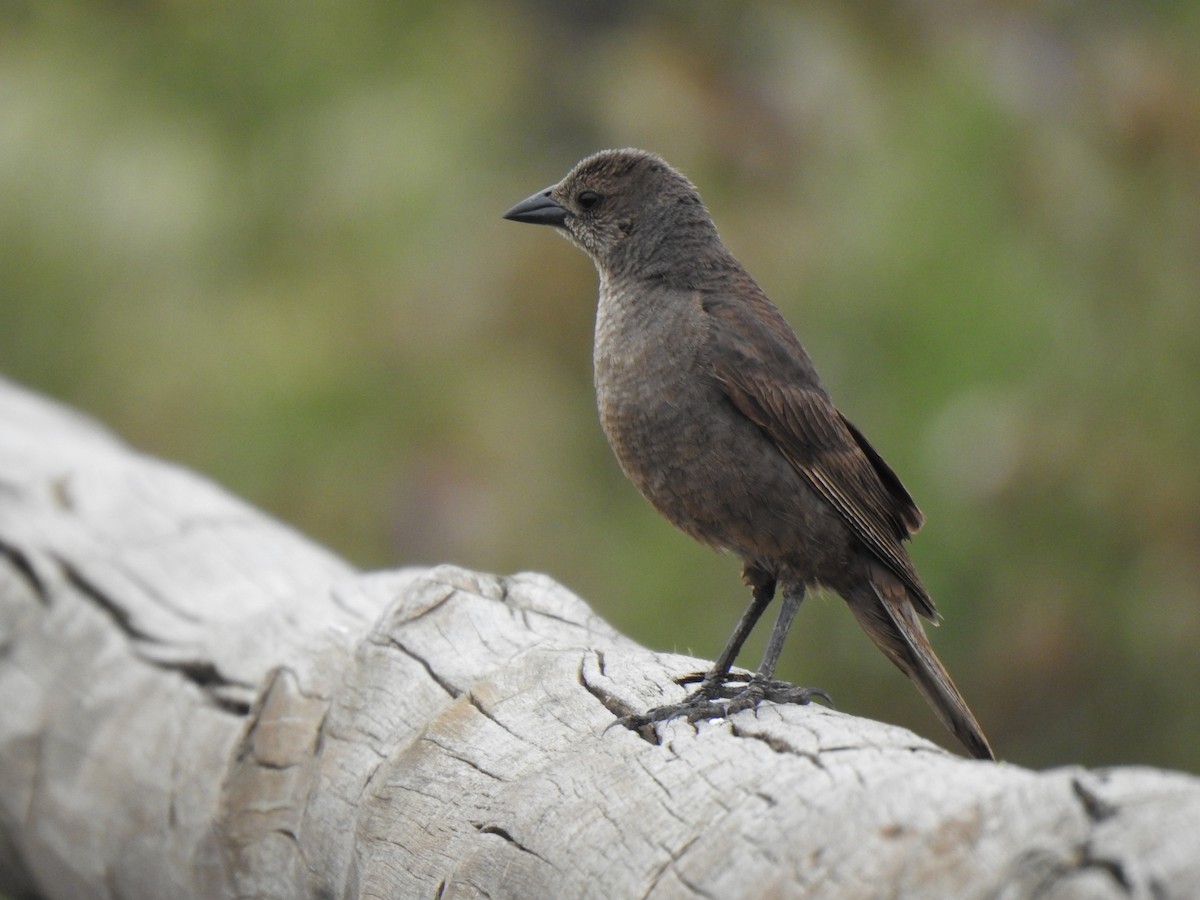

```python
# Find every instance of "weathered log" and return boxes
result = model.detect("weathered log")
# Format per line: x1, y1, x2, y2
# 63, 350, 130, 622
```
0, 376, 1197, 899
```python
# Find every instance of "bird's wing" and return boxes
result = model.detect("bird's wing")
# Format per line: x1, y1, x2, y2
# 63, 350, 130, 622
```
703, 288, 936, 619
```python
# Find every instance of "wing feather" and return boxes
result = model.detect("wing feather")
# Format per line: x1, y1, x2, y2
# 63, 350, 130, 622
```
703, 287, 936, 619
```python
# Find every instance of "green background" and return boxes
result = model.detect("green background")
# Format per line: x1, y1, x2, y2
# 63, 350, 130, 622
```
2, 1, 1198, 770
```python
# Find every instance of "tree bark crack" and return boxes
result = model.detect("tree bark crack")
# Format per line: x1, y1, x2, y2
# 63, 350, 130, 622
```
0, 538, 48, 603
385, 638, 462, 698
53, 556, 254, 714
466, 691, 523, 744
397, 585, 457, 625
1024, 844, 1136, 899
640, 834, 712, 900
728, 720, 827, 769
577, 653, 652, 743
420, 734, 508, 782
1077, 842, 1133, 895
57, 556, 163, 644
143, 655, 254, 716
471, 822, 555, 868
1057, 774, 1135, 896
1072, 774, 1118, 822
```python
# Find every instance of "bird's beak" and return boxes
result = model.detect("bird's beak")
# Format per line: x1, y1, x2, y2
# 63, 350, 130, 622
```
502, 186, 568, 226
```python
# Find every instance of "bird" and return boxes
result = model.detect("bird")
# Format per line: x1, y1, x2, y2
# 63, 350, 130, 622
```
503, 149, 994, 760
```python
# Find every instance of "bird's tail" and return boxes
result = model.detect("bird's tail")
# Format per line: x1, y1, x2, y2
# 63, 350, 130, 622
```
847, 569, 994, 760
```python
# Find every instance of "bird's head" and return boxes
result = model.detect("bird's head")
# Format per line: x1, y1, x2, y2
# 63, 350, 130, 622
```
503, 149, 718, 277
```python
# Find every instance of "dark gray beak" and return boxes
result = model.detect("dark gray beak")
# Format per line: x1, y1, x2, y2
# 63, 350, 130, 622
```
502, 186, 567, 226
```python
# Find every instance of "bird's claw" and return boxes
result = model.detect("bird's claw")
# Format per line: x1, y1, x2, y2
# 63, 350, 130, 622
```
695, 676, 833, 711
616, 675, 834, 733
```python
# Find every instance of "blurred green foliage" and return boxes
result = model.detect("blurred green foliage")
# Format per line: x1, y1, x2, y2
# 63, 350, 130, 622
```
2, 1, 1198, 770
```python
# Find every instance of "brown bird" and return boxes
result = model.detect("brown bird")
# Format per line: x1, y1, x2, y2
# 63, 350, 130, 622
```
503, 149, 994, 760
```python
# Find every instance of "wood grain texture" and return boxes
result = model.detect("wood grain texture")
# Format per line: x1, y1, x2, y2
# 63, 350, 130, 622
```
0, 376, 1197, 899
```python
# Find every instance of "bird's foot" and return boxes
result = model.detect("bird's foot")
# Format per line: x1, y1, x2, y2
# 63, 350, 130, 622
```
614, 673, 833, 734
675, 670, 833, 708
697, 674, 833, 714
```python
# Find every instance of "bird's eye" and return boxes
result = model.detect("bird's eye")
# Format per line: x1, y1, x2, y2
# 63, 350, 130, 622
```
577, 191, 602, 211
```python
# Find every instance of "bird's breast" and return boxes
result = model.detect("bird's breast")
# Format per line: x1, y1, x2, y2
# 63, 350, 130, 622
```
592, 280, 751, 547
593, 282, 708, 468
590, 278, 836, 565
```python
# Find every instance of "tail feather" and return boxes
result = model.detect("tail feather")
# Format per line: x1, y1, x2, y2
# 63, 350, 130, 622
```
848, 572, 994, 761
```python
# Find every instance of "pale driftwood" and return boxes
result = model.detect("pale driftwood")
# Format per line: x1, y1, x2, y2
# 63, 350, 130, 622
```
0, 378, 1197, 900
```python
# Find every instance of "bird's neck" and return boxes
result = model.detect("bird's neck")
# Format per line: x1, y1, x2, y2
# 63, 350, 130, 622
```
606, 221, 735, 290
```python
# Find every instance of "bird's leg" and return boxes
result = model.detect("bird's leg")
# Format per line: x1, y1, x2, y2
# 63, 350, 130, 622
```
757, 582, 804, 681
669, 583, 832, 716
616, 568, 774, 728
617, 573, 831, 731
721, 584, 831, 713
682, 565, 776, 698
